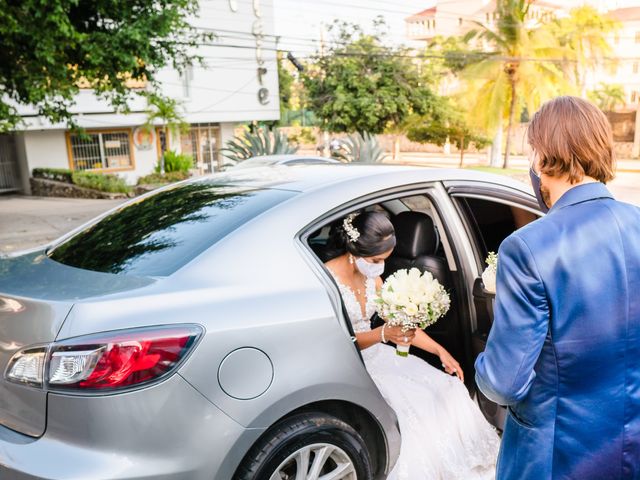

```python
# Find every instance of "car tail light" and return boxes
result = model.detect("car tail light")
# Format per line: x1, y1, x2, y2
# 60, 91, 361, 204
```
5, 346, 46, 387
5, 325, 203, 393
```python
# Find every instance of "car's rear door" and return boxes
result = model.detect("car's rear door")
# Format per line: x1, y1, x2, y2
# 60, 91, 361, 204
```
444, 180, 542, 429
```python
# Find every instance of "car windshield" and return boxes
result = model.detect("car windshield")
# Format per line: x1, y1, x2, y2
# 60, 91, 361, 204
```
48, 181, 295, 276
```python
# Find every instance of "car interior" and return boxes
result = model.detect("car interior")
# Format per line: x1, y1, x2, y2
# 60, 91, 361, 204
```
307, 190, 540, 429
308, 194, 467, 375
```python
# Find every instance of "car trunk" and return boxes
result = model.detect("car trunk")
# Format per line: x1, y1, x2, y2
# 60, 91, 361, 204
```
0, 251, 154, 437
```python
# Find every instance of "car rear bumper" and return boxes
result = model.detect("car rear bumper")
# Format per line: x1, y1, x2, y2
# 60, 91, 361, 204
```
0, 374, 262, 480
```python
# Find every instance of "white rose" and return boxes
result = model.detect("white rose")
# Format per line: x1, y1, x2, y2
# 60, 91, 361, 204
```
405, 302, 419, 316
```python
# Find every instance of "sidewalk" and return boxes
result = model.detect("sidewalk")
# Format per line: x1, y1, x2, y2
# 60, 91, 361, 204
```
0, 195, 125, 253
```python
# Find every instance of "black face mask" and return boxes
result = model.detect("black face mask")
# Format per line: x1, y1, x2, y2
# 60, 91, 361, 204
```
529, 167, 550, 213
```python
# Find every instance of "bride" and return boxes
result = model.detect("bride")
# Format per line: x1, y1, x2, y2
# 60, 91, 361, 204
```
324, 211, 500, 479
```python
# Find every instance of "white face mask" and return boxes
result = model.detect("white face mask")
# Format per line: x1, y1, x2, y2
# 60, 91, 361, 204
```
355, 257, 385, 278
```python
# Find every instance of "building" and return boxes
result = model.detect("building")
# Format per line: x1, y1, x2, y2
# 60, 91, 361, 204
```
405, 0, 640, 157
1, 0, 280, 194
406, 1, 639, 106
405, 0, 563, 42
592, 6, 640, 107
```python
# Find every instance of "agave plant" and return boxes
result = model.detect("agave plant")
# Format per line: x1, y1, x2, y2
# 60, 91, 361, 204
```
223, 126, 298, 165
332, 132, 386, 164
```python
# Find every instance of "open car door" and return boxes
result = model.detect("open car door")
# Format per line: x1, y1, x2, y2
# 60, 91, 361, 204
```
445, 180, 542, 429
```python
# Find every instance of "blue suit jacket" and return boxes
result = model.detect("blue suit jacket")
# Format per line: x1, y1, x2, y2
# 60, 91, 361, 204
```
475, 182, 640, 479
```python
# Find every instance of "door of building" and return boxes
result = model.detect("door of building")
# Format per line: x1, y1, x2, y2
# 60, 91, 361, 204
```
0, 135, 20, 193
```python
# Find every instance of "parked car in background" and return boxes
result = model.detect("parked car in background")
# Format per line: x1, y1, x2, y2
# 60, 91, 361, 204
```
0, 163, 540, 479
232, 154, 339, 169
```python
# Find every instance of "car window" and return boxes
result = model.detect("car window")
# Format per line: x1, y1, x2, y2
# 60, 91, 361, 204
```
454, 196, 539, 263
48, 182, 295, 276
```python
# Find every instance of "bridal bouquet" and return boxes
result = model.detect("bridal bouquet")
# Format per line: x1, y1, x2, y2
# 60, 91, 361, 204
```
481, 252, 498, 294
375, 268, 450, 357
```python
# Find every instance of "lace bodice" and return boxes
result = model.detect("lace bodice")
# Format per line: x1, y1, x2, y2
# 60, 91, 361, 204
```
331, 273, 377, 333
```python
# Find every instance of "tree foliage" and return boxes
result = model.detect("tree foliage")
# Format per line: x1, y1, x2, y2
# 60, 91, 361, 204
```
588, 83, 626, 112
302, 19, 439, 134
0, 0, 211, 132
463, 0, 568, 168
548, 6, 620, 96
406, 100, 489, 165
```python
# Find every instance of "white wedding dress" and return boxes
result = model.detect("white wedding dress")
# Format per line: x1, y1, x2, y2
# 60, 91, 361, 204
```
333, 274, 500, 480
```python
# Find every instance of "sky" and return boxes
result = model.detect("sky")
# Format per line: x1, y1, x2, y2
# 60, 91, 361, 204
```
273, 0, 640, 58
273, 0, 431, 56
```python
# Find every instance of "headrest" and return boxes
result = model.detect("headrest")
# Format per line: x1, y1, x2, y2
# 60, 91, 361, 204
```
391, 211, 439, 259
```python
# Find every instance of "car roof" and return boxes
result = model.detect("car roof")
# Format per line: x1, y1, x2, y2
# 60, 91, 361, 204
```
244, 154, 332, 163
192, 163, 531, 195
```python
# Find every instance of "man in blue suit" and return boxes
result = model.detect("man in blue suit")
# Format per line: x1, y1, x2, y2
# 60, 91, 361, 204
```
475, 96, 640, 479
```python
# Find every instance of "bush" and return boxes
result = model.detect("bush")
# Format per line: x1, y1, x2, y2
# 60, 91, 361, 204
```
71, 171, 131, 194
332, 132, 386, 164
137, 171, 189, 185
32, 167, 72, 183
157, 150, 193, 173
222, 126, 298, 165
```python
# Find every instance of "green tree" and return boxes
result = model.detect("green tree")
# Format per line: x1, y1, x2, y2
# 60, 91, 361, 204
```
0, 0, 211, 132
423, 35, 485, 83
588, 83, 626, 112
463, 0, 568, 168
406, 101, 489, 166
278, 53, 295, 114
302, 19, 439, 158
549, 6, 620, 97
143, 93, 189, 175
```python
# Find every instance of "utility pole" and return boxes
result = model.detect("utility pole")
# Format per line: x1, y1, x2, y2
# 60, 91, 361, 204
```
319, 23, 330, 158
633, 105, 640, 159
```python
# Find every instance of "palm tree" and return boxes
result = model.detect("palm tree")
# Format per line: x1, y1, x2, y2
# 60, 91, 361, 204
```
462, 0, 568, 168
549, 6, 620, 97
588, 83, 626, 112
144, 93, 188, 175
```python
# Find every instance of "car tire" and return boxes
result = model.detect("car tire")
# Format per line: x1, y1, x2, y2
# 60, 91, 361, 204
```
234, 412, 373, 480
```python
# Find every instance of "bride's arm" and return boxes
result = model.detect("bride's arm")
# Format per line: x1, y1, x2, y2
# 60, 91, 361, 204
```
356, 325, 417, 350
411, 330, 464, 381
355, 328, 386, 350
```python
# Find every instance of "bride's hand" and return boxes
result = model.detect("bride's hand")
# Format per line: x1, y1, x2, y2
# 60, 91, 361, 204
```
384, 326, 416, 345
439, 348, 464, 382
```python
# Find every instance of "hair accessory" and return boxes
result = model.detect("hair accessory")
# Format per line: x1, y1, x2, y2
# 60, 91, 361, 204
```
343, 213, 360, 243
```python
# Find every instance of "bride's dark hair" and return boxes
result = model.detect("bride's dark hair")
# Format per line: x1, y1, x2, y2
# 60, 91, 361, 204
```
327, 211, 396, 259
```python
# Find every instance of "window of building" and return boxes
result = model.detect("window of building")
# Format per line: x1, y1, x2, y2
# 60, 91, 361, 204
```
458, 17, 463, 26
634, 62, 639, 74
632, 91, 637, 103
636, 31, 640, 43
67, 130, 133, 171
180, 124, 221, 172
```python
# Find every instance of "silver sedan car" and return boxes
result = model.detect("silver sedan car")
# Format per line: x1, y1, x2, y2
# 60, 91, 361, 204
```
0, 164, 541, 479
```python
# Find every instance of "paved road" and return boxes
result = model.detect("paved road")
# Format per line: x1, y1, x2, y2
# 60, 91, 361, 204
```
0, 195, 125, 253
0, 166, 638, 254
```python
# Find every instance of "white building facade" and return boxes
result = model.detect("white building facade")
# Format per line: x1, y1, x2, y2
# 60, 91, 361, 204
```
2, 0, 280, 194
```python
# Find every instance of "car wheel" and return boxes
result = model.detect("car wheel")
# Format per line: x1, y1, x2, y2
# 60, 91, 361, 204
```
235, 412, 373, 480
